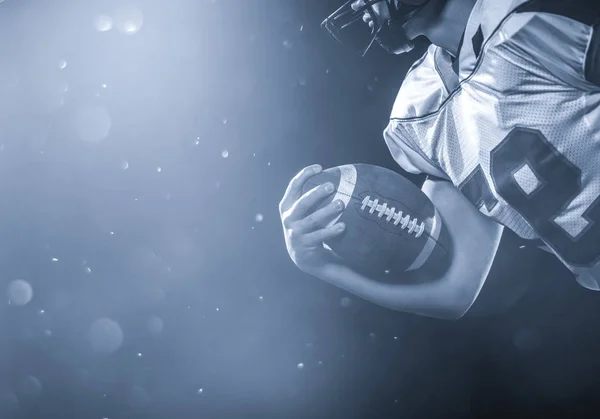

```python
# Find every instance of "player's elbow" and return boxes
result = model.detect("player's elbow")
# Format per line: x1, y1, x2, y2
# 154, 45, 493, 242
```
415, 267, 481, 321
448, 285, 479, 319
423, 289, 475, 320
403, 284, 477, 321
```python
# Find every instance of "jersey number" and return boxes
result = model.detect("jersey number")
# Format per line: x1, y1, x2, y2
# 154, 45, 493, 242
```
460, 127, 600, 267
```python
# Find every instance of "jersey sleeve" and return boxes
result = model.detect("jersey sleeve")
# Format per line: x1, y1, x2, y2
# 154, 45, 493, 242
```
383, 46, 452, 178
498, 3, 600, 91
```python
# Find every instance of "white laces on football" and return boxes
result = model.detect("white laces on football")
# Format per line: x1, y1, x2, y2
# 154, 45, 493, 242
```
360, 196, 425, 238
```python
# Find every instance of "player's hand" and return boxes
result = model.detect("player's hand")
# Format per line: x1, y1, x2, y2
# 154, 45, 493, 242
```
279, 164, 347, 274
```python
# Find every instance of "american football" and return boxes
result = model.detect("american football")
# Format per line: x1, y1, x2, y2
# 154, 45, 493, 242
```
302, 164, 452, 279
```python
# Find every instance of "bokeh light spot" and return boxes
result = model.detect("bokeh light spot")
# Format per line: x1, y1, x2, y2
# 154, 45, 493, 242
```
94, 14, 113, 32
7, 279, 33, 306
340, 297, 352, 308
88, 318, 124, 354
115, 6, 144, 35
127, 385, 151, 408
147, 316, 164, 335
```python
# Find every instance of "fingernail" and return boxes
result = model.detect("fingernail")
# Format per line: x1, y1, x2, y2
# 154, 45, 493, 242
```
325, 183, 334, 193
335, 200, 344, 210
313, 164, 322, 172
337, 223, 345, 230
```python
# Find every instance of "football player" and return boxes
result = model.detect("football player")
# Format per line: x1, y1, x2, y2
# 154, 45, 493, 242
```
278, 0, 600, 319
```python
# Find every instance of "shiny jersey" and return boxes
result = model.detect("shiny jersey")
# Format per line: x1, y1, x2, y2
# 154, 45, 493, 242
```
384, 0, 600, 282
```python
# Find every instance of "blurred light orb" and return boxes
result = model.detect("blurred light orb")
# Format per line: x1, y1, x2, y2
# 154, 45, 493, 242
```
340, 297, 352, 308
58, 60, 67, 69
88, 318, 124, 354
122, 21, 140, 34
74, 105, 112, 143
221, 149, 229, 158
18, 375, 42, 399
115, 6, 144, 35
255, 213, 264, 223
7, 279, 33, 306
127, 385, 151, 408
94, 14, 113, 32
297, 363, 304, 370
147, 316, 163, 335
120, 160, 129, 170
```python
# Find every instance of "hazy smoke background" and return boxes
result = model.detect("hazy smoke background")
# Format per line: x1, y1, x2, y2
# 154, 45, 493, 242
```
0, 0, 599, 418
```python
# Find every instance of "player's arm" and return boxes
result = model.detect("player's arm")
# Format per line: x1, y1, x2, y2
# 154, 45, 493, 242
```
310, 178, 503, 320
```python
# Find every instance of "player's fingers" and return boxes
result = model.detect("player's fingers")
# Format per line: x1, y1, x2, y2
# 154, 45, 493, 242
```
351, 1, 366, 12
302, 223, 346, 246
283, 182, 335, 227
279, 164, 322, 213
293, 199, 345, 234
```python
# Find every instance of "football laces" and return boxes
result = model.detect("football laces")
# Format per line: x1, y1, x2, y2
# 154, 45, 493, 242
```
360, 195, 425, 238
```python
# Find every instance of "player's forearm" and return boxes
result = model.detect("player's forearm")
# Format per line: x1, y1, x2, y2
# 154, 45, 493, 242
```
310, 261, 471, 320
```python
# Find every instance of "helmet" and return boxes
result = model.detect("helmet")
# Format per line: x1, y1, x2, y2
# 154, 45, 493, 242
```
321, 0, 430, 56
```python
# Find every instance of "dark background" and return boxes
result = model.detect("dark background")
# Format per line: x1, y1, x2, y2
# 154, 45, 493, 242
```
0, 0, 599, 418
